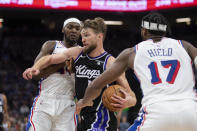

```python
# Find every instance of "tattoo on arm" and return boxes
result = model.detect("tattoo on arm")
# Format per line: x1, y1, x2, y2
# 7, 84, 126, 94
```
35, 41, 56, 63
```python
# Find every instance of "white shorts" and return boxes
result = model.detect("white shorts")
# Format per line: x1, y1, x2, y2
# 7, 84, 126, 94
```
128, 99, 197, 131
26, 95, 77, 131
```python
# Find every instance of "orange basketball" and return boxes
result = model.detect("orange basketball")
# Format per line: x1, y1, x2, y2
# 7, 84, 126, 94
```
102, 85, 125, 112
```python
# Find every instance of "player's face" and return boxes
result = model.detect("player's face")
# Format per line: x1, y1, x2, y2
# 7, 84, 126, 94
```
81, 28, 98, 53
62, 22, 81, 44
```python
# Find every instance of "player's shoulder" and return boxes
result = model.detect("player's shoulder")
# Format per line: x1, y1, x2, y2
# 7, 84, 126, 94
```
164, 37, 179, 43
107, 55, 115, 62
1, 94, 7, 101
179, 40, 193, 52
123, 48, 135, 54
105, 55, 114, 69
73, 45, 85, 54
41, 40, 57, 52
43, 40, 57, 47
163, 37, 190, 48
68, 45, 83, 60
70, 45, 83, 51
106, 48, 134, 67
135, 40, 150, 50
76, 45, 83, 49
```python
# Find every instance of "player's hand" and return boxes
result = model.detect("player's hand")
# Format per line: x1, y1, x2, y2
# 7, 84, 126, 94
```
65, 57, 75, 73
22, 68, 40, 80
110, 88, 132, 110
76, 99, 93, 114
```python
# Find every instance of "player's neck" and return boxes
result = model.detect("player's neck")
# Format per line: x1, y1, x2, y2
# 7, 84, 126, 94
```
63, 40, 77, 48
147, 35, 163, 43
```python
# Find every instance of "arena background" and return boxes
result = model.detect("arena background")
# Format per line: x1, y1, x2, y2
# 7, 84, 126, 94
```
0, 0, 197, 130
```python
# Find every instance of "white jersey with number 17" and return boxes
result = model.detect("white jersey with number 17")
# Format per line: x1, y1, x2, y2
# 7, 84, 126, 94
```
134, 37, 196, 106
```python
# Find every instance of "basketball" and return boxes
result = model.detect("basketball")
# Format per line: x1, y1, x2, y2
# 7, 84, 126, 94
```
102, 85, 125, 112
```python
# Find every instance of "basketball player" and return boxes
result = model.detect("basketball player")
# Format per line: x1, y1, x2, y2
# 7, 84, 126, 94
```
0, 88, 9, 131
23, 17, 137, 131
77, 12, 197, 131
23, 18, 81, 131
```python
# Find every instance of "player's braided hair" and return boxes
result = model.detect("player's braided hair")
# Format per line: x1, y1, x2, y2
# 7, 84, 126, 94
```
83, 17, 107, 40
142, 12, 171, 36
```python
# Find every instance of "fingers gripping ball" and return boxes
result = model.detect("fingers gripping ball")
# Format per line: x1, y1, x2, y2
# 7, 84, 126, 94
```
102, 85, 125, 112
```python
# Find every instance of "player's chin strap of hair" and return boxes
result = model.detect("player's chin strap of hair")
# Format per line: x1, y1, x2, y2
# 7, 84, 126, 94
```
63, 18, 81, 28
141, 20, 167, 32
194, 56, 197, 70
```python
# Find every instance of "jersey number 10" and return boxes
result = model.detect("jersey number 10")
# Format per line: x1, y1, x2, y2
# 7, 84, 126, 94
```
148, 60, 180, 85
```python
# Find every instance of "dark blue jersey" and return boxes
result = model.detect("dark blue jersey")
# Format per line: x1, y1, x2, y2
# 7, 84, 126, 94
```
74, 51, 117, 131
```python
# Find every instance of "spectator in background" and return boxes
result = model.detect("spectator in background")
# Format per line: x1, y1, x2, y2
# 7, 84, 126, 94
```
119, 113, 130, 131
0, 87, 9, 131
19, 101, 29, 116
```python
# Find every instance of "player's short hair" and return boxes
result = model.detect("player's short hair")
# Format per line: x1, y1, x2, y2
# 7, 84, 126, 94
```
83, 17, 107, 40
141, 12, 170, 36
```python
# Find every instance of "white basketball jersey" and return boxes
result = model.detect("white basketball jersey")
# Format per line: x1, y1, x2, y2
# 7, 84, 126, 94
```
39, 41, 75, 98
134, 37, 196, 106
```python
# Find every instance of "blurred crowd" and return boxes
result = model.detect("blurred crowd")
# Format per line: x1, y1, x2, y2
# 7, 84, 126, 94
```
0, 19, 197, 131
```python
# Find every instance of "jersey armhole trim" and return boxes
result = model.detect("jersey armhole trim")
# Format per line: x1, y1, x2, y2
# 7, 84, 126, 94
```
51, 41, 58, 54
74, 51, 83, 63
104, 54, 112, 71
178, 40, 183, 47
135, 44, 138, 53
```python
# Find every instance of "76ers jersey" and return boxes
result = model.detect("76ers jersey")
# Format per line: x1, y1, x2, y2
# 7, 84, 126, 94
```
40, 41, 75, 97
0, 94, 3, 124
134, 37, 196, 106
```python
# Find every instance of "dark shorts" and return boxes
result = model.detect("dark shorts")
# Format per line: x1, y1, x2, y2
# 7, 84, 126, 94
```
80, 107, 117, 131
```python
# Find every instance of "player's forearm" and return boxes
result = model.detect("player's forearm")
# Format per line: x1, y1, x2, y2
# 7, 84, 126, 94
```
83, 68, 122, 102
32, 55, 51, 70
127, 91, 137, 107
83, 69, 115, 101
83, 82, 103, 102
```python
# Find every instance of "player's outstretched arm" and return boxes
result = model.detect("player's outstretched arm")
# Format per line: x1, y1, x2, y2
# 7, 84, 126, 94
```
76, 48, 136, 112
23, 54, 63, 80
105, 55, 136, 109
34, 46, 82, 69
23, 46, 82, 80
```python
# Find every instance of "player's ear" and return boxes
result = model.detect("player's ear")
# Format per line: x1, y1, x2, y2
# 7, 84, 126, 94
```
141, 28, 147, 40
141, 28, 145, 35
98, 33, 103, 40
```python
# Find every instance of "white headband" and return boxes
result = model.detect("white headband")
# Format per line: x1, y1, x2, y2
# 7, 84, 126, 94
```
141, 20, 167, 31
63, 18, 81, 28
